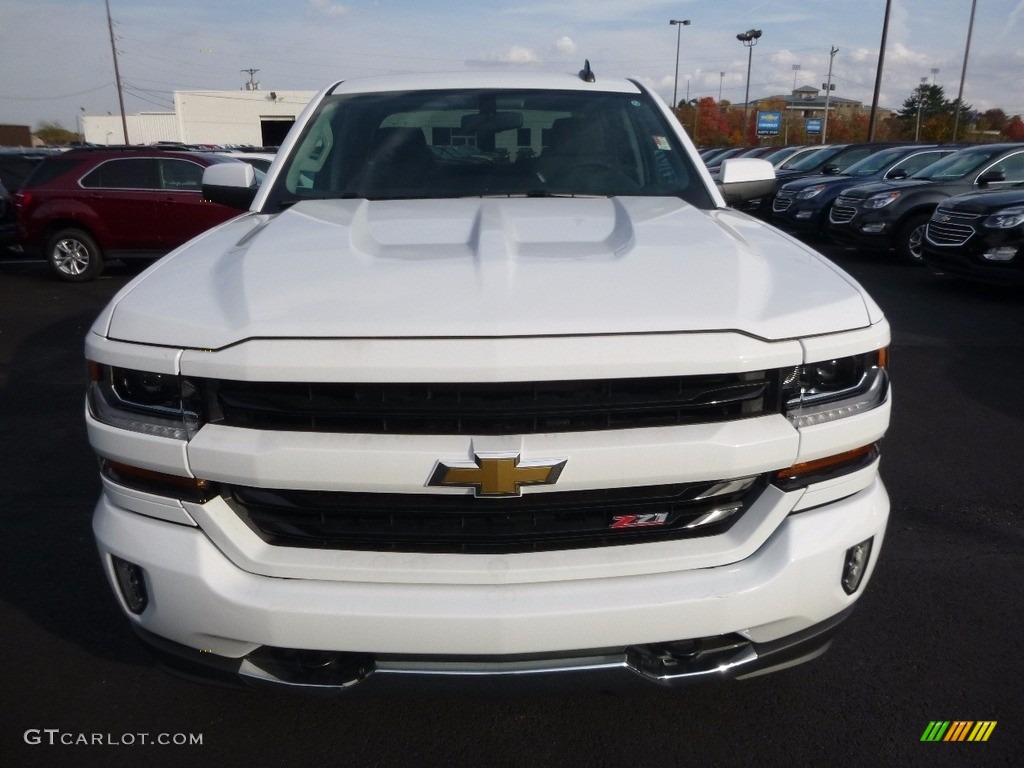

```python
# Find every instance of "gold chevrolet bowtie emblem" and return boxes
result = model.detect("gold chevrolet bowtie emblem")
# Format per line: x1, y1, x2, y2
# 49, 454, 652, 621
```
428, 453, 567, 497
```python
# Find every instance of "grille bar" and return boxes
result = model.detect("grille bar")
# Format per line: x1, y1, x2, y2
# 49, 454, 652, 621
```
926, 211, 979, 246
210, 373, 778, 435
829, 203, 857, 224
773, 190, 795, 212
228, 477, 764, 554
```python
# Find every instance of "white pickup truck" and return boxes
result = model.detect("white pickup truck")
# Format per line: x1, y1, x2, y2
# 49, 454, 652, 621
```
85, 67, 890, 692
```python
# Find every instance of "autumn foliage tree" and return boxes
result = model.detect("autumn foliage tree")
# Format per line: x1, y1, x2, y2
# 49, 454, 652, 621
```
34, 121, 81, 146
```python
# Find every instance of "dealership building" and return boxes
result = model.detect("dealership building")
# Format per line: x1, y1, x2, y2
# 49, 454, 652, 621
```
81, 88, 316, 147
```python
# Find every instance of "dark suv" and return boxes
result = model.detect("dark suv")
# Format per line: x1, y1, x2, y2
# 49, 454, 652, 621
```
15, 147, 244, 281
772, 145, 959, 238
825, 143, 1024, 262
921, 183, 1024, 284
738, 142, 901, 217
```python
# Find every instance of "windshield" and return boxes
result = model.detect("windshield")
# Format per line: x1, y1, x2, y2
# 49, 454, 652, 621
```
778, 147, 832, 171
263, 88, 712, 210
761, 146, 799, 165
842, 147, 908, 177
911, 149, 1005, 181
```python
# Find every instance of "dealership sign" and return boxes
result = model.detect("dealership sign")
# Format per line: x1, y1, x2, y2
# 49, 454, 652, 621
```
756, 111, 782, 136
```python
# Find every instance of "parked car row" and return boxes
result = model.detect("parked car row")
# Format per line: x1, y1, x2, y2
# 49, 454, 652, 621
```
749, 140, 1024, 284
10, 145, 274, 281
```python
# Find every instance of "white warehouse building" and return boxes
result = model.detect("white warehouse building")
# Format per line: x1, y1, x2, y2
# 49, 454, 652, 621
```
82, 89, 317, 147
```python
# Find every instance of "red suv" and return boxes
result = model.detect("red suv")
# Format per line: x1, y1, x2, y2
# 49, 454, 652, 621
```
15, 147, 246, 281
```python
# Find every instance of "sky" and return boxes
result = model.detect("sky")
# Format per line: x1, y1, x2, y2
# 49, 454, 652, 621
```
2, 0, 1023, 133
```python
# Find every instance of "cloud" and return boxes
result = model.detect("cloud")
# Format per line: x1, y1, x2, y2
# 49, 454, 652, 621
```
553, 36, 577, 56
470, 45, 542, 65
310, 0, 349, 16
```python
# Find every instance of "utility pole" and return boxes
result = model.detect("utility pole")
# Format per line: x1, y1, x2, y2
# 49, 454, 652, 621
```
821, 46, 838, 144
866, 0, 892, 141
952, 0, 977, 141
105, 0, 129, 144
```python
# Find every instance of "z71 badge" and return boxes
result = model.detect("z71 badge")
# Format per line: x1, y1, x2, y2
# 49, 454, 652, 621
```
610, 513, 669, 529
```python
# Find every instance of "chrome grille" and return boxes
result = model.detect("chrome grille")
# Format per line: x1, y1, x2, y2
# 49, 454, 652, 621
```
772, 190, 795, 212
829, 202, 857, 224
926, 210, 980, 247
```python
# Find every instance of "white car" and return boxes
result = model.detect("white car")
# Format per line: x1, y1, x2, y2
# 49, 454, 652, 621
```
85, 66, 890, 692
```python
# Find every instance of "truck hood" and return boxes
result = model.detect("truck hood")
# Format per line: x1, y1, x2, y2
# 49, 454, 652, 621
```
100, 197, 877, 348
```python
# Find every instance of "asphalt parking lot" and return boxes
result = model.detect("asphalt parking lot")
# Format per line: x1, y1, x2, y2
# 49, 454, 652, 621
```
1, 246, 1021, 768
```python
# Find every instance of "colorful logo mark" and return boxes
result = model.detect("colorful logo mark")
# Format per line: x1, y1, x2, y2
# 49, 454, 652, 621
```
921, 721, 997, 742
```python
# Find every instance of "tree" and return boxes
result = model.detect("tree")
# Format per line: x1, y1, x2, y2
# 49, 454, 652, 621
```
976, 108, 1008, 134
895, 84, 974, 141
1006, 116, 1024, 141
898, 83, 949, 121
35, 121, 81, 146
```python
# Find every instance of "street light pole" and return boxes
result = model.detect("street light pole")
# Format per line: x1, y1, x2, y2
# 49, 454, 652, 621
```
737, 29, 762, 142
915, 77, 928, 141
670, 19, 691, 112
788, 64, 800, 143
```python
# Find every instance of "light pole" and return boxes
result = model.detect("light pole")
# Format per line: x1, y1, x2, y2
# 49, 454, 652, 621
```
915, 77, 928, 141
787, 64, 800, 142
737, 29, 762, 141
718, 71, 725, 104
670, 19, 691, 111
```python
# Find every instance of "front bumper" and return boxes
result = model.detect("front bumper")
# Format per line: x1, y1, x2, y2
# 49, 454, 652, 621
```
94, 476, 889, 692
133, 604, 856, 694
824, 217, 894, 251
923, 241, 1024, 285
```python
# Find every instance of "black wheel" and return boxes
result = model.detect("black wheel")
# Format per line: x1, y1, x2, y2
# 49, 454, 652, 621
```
46, 228, 104, 282
896, 214, 930, 265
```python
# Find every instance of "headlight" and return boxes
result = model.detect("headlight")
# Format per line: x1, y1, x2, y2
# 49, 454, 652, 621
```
783, 349, 888, 428
87, 363, 204, 440
864, 191, 901, 209
983, 206, 1024, 229
796, 184, 826, 200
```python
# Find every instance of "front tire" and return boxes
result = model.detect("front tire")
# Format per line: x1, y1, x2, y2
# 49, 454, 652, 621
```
46, 228, 104, 282
896, 214, 930, 265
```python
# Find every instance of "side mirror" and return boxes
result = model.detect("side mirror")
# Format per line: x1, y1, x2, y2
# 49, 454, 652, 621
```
717, 158, 775, 205
885, 169, 908, 180
977, 170, 1006, 187
202, 162, 257, 210
822, 164, 841, 175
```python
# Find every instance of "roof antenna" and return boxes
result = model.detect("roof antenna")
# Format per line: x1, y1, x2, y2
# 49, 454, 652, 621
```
579, 59, 596, 83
